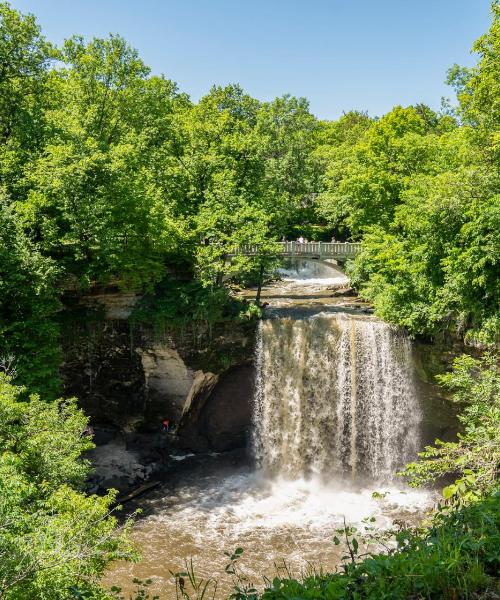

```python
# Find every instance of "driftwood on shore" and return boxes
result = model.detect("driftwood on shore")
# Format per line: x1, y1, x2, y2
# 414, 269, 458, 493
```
116, 480, 160, 505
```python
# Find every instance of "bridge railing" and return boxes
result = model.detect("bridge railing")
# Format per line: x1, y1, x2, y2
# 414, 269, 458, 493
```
232, 241, 361, 257
281, 241, 361, 255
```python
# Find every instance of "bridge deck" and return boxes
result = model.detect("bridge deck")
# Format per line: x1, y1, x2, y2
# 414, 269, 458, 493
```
231, 241, 361, 259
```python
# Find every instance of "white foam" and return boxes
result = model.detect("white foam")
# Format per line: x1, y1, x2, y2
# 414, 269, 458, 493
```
146, 472, 432, 535
229, 477, 429, 530
169, 453, 196, 461
107, 468, 434, 596
277, 260, 348, 286
281, 276, 348, 285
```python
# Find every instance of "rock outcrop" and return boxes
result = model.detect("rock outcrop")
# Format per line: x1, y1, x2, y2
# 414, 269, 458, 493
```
176, 364, 254, 452
139, 346, 195, 422
60, 300, 257, 491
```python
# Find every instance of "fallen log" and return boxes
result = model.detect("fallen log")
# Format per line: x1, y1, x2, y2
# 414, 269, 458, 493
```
116, 480, 160, 505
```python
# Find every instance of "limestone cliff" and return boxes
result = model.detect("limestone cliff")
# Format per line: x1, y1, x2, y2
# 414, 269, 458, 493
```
60, 291, 257, 492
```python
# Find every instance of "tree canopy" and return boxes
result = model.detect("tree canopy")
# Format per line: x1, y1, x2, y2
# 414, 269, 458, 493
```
317, 4, 499, 344
1, 2, 497, 393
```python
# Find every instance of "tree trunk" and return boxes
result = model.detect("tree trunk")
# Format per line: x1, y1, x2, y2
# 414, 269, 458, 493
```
255, 261, 265, 305
215, 255, 227, 287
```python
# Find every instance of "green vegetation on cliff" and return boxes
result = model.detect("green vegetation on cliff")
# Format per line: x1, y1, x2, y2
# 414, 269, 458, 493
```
0, 373, 134, 599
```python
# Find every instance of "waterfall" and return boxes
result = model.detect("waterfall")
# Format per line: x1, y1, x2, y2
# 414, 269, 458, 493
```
253, 312, 421, 484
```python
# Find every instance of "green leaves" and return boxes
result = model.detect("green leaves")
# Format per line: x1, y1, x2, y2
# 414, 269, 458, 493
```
0, 198, 61, 395
341, 110, 498, 342
0, 1, 55, 151
316, 7, 499, 343
0, 374, 136, 599
402, 354, 500, 500
450, 1, 500, 131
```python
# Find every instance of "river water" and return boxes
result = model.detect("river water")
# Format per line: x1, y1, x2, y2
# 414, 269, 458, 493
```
107, 260, 438, 597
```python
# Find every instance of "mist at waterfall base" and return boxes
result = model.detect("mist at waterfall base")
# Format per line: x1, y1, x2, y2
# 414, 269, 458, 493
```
107, 264, 435, 595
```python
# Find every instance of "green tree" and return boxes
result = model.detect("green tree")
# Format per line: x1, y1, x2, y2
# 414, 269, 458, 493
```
0, 374, 135, 599
194, 173, 279, 286
403, 354, 500, 501
0, 197, 61, 395
180, 86, 317, 288
332, 5, 499, 342
348, 157, 499, 341
448, 1, 499, 134
17, 34, 186, 289
0, 2, 55, 200
255, 94, 321, 238
316, 105, 456, 237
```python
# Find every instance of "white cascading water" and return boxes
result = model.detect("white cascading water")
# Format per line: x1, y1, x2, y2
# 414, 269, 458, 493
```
254, 312, 421, 483
277, 259, 349, 285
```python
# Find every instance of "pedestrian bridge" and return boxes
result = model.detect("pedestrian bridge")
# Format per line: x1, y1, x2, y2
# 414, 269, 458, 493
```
230, 241, 361, 261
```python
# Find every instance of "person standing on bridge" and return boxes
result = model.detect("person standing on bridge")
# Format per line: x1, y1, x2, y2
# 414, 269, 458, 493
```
297, 236, 304, 244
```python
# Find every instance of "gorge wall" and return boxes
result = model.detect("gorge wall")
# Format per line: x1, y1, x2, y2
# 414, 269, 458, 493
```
60, 291, 257, 491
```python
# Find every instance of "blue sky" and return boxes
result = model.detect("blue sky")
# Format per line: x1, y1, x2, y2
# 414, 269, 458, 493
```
11, 0, 492, 120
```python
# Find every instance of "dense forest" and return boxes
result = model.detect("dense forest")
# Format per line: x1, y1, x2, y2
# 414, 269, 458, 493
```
0, 1, 498, 598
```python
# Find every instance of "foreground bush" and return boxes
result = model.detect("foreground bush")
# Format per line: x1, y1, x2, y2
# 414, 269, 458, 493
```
0, 374, 135, 600
259, 493, 499, 600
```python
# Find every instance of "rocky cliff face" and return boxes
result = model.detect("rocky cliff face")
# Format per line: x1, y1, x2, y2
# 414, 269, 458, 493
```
176, 364, 254, 452
61, 292, 257, 492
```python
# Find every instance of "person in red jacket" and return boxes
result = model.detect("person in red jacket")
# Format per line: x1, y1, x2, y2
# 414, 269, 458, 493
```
162, 419, 170, 433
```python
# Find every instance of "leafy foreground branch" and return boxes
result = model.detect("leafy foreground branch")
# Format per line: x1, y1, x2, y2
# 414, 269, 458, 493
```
0, 373, 136, 600
258, 496, 499, 600
403, 354, 500, 501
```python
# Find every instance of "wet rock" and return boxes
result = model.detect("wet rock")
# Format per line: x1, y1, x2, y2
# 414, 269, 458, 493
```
92, 426, 116, 446
174, 364, 254, 452
61, 319, 147, 430
61, 306, 256, 433
202, 363, 254, 452
79, 292, 140, 320
176, 371, 219, 449
86, 434, 164, 494
138, 346, 195, 421
61, 297, 257, 477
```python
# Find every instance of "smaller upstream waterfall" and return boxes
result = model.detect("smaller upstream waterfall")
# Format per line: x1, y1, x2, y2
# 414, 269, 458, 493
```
254, 312, 421, 483
277, 259, 348, 285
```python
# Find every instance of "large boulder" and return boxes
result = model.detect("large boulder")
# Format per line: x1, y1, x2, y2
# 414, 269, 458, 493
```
176, 363, 255, 452
203, 363, 255, 451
